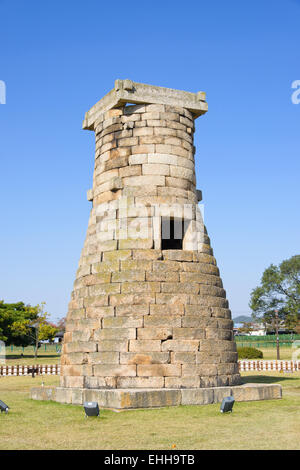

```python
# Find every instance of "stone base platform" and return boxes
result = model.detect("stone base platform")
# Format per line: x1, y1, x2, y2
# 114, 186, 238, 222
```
31, 383, 282, 410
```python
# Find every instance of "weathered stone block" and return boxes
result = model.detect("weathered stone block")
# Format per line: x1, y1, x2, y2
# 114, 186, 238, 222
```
155, 293, 189, 305
117, 136, 138, 147
31, 387, 56, 401
85, 377, 100, 389
182, 364, 217, 377
173, 328, 205, 339
142, 163, 170, 176
132, 249, 162, 260
116, 304, 149, 316
102, 317, 143, 328
63, 352, 86, 365
144, 315, 181, 328
152, 260, 181, 272
213, 386, 233, 403
137, 327, 172, 340
122, 175, 165, 187
112, 270, 145, 282
200, 285, 226, 298
92, 261, 119, 273
129, 340, 161, 352
94, 327, 136, 340
146, 271, 180, 282
117, 389, 182, 408
199, 339, 236, 352
71, 389, 84, 405
116, 377, 164, 388
232, 384, 282, 401
64, 341, 97, 353
119, 165, 142, 178
93, 364, 136, 377
137, 364, 181, 377
220, 352, 238, 363
170, 352, 196, 364
102, 250, 132, 262
205, 328, 220, 339
82, 273, 111, 286
61, 365, 93, 376
217, 363, 239, 375
104, 156, 129, 172
55, 387, 73, 403
120, 352, 170, 364
181, 388, 214, 404
182, 316, 217, 328
32, 383, 282, 408
86, 306, 114, 318
83, 296, 109, 308
200, 376, 218, 388
163, 250, 193, 262
218, 329, 233, 340
88, 352, 120, 364
128, 154, 148, 165
196, 352, 220, 364
72, 330, 93, 342
121, 281, 160, 294
161, 340, 200, 352
89, 283, 120, 296
189, 295, 228, 308
110, 293, 155, 306
97, 340, 129, 352
161, 282, 199, 294
133, 127, 154, 136
118, 239, 154, 250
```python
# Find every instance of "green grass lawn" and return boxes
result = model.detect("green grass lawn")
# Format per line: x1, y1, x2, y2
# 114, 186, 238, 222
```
4, 345, 61, 366
258, 347, 294, 360
0, 371, 299, 450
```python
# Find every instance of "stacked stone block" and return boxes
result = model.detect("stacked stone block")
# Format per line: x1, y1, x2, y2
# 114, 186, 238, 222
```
60, 84, 241, 390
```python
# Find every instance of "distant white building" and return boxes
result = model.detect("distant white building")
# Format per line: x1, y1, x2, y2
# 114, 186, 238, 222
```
233, 322, 266, 336
248, 323, 266, 336
54, 331, 64, 343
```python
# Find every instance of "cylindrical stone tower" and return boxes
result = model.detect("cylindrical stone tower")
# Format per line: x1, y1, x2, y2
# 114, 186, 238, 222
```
60, 80, 241, 391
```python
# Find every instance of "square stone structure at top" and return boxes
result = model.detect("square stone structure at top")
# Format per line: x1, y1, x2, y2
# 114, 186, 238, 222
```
82, 79, 208, 130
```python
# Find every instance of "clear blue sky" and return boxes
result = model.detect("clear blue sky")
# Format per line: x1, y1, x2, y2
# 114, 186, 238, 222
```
0, 0, 299, 322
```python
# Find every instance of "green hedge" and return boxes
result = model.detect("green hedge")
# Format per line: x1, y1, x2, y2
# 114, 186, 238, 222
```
235, 334, 300, 342
237, 346, 263, 359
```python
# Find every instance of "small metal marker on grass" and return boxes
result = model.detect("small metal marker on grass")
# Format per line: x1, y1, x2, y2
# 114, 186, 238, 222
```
83, 402, 100, 418
0, 400, 9, 414
220, 397, 235, 413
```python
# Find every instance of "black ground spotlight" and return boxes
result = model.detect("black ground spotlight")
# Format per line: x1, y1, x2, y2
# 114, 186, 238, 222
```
220, 396, 235, 413
0, 400, 9, 414
83, 402, 100, 418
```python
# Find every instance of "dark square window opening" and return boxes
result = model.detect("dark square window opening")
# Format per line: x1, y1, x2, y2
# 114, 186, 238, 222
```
161, 217, 186, 250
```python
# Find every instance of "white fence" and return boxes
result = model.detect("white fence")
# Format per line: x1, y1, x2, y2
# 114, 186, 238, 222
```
238, 360, 300, 372
1, 361, 300, 377
0, 364, 60, 376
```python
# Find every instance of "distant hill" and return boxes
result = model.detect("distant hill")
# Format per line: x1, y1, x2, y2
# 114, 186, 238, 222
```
233, 315, 252, 325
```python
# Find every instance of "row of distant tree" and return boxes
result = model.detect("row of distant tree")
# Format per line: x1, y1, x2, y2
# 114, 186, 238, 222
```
0, 300, 65, 350
249, 255, 300, 334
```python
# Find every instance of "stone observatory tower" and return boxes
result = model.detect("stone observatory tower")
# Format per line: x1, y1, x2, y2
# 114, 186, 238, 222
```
60, 79, 241, 400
